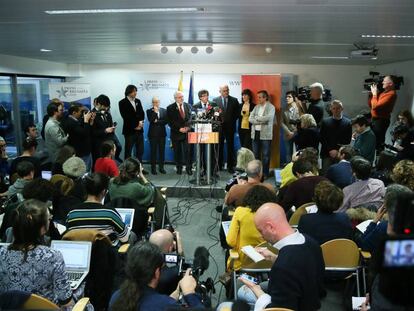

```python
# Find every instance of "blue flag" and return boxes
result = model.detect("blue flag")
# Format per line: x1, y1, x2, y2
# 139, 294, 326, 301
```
188, 71, 194, 106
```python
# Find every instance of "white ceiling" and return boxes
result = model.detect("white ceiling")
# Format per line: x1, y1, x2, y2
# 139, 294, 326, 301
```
1, 0, 414, 65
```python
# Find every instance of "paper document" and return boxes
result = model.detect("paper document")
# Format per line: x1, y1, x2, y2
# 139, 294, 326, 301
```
54, 222, 67, 235
222, 221, 231, 237
356, 219, 374, 234
352, 296, 370, 310
305, 204, 318, 214
241, 245, 265, 263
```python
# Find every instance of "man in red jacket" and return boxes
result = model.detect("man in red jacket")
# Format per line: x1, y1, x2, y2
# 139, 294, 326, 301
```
369, 75, 398, 150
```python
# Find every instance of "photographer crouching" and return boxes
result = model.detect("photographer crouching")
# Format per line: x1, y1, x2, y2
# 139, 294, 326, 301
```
110, 241, 205, 311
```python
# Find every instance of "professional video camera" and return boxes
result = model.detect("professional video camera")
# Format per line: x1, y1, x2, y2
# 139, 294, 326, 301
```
376, 192, 414, 307
297, 86, 332, 103
363, 71, 404, 91
225, 169, 248, 192
164, 246, 215, 304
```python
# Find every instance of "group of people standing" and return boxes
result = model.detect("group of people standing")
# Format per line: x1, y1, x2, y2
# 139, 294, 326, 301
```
40, 84, 278, 179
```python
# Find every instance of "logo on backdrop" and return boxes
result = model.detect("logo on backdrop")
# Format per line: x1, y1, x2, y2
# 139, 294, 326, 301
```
49, 83, 91, 107
138, 80, 171, 91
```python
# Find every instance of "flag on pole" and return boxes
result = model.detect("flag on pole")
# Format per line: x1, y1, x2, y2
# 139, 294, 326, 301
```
188, 71, 194, 106
178, 71, 183, 91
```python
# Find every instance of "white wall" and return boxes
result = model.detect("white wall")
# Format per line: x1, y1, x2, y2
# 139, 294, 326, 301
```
0, 54, 70, 77
67, 63, 373, 117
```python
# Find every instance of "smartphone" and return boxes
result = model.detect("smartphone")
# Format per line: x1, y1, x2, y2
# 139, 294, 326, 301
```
240, 273, 258, 284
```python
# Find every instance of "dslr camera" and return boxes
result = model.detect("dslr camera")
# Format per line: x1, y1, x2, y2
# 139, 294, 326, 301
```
225, 170, 248, 192
297, 86, 332, 103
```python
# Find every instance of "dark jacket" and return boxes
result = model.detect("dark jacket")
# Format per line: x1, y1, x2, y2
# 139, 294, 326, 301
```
213, 95, 239, 132
325, 160, 353, 189
146, 107, 167, 138
320, 117, 352, 158
298, 211, 353, 245
293, 127, 320, 151
118, 97, 145, 136
307, 99, 325, 125
91, 109, 115, 155
266, 235, 325, 310
166, 102, 192, 141
62, 115, 92, 156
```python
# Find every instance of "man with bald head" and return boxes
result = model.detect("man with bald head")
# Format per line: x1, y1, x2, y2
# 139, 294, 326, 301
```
149, 229, 181, 295
214, 84, 239, 173
239, 203, 325, 311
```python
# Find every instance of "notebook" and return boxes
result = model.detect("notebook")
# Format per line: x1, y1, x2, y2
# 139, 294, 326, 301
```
51, 240, 92, 290
115, 208, 135, 229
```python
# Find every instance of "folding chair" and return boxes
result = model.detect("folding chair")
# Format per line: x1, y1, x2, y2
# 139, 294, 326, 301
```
23, 294, 89, 310
288, 202, 315, 227
321, 239, 362, 296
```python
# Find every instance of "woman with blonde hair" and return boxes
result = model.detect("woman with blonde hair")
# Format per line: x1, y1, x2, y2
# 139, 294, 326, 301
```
293, 113, 320, 152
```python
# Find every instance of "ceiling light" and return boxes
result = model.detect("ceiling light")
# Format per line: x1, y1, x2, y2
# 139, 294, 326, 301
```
190, 47, 198, 54
265, 47, 272, 54
40, 49, 52, 52
311, 56, 349, 59
176, 47, 183, 54
45, 7, 204, 15
361, 34, 414, 39
160, 46, 168, 54
205, 46, 213, 54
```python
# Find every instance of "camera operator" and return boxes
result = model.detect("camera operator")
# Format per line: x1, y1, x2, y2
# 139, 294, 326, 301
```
149, 229, 183, 295
307, 82, 325, 125
361, 189, 414, 311
110, 242, 204, 311
369, 75, 398, 151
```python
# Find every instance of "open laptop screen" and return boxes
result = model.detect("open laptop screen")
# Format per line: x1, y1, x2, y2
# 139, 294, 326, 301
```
115, 208, 134, 228
51, 241, 91, 270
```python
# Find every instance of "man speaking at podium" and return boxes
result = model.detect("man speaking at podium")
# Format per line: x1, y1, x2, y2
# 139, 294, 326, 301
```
193, 89, 219, 177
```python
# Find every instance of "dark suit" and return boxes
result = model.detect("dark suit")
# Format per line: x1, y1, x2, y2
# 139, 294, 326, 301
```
146, 107, 167, 170
118, 97, 145, 161
213, 95, 239, 170
192, 101, 218, 174
298, 212, 353, 245
166, 102, 193, 172
91, 109, 115, 163
62, 115, 91, 157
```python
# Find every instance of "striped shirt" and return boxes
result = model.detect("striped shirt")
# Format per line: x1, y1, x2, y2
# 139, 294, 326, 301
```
66, 202, 129, 244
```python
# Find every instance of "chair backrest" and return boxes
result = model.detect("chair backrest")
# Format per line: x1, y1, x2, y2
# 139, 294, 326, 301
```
289, 202, 315, 226
23, 294, 59, 310
321, 238, 360, 268
63, 228, 112, 245
264, 308, 294, 311
72, 297, 90, 311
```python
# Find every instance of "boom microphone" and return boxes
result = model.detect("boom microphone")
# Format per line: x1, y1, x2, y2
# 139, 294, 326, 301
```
193, 246, 210, 277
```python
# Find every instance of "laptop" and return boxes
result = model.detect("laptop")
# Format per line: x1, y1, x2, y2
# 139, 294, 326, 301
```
51, 240, 92, 290
41, 170, 52, 180
274, 169, 282, 187
116, 208, 135, 229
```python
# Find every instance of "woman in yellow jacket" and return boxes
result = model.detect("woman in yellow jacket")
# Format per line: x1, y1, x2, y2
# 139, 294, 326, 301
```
226, 185, 278, 270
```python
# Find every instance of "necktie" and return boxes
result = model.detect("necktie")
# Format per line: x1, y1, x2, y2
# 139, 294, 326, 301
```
179, 104, 185, 119
223, 97, 227, 111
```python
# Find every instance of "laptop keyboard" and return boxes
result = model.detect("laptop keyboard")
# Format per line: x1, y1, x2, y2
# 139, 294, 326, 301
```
67, 272, 83, 282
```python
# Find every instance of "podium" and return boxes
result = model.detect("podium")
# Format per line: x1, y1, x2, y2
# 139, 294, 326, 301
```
188, 120, 220, 185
